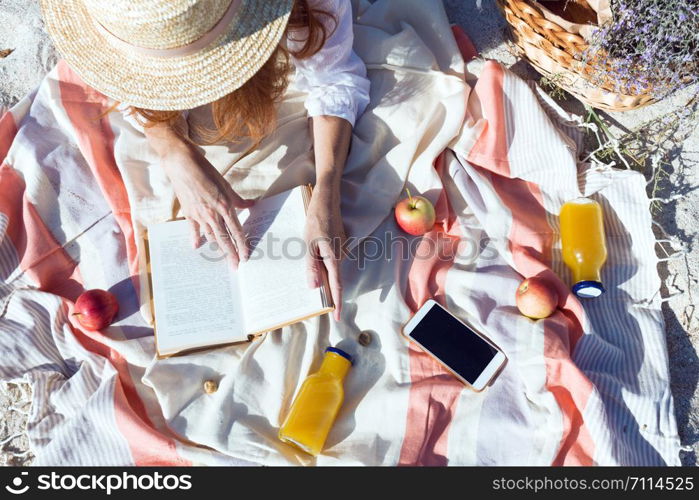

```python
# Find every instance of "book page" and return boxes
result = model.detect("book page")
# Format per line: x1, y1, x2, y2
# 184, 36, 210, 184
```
148, 220, 246, 355
237, 187, 328, 335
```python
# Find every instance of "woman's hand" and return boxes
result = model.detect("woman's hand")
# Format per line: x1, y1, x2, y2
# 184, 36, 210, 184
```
146, 122, 253, 267
305, 186, 345, 322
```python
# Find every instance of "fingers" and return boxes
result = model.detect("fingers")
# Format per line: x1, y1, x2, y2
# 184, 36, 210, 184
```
189, 220, 202, 249
203, 223, 216, 243
317, 239, 342, 322
210, 215, 240, 268
196, 212, 239, 267
193, 192, 249, 267
221, 211, 249, 262
306, 245, 323, 289
220, 186, 252, 260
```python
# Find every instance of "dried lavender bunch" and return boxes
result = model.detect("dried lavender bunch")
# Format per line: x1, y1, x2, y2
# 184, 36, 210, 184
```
585, 0, 698, 99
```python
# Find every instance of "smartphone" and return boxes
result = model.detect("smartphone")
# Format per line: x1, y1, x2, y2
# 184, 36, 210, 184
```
402, 299, 507, 391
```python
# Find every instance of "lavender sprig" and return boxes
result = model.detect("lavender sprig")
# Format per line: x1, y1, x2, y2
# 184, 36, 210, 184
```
584, 0, 698, 100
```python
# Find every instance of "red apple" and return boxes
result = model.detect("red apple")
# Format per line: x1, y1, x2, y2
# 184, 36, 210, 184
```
515, 277, 558, 319
72, 289, 119, 331
394, 191, 436, 236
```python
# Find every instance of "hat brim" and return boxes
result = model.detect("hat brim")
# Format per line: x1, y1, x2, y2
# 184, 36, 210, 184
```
40, 0, 294, 110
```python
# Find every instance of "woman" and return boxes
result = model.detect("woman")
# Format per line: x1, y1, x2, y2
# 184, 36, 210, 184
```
40, 0, 371, 321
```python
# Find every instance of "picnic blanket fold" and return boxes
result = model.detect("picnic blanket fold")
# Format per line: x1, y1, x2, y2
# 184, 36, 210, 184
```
0, 0, 680, 466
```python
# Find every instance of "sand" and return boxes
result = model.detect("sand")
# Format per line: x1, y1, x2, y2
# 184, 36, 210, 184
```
0, 0, 56, 109
1, 0, 697, 466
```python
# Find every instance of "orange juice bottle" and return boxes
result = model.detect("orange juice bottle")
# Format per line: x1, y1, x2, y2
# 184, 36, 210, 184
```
278, 347, 352, 456
560, 198, 607, 298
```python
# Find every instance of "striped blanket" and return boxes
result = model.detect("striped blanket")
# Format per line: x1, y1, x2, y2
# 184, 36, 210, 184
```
0, 0, 680, 465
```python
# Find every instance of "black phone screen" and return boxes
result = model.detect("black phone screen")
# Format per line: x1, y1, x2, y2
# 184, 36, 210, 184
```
409, 304, 498, 384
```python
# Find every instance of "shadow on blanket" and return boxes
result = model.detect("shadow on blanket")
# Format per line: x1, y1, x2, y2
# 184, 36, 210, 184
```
576, 200, 665, 465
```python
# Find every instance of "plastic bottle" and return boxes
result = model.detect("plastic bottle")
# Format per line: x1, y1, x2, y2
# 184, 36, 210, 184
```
560, 197, 608, 298
278, 347, 352, 456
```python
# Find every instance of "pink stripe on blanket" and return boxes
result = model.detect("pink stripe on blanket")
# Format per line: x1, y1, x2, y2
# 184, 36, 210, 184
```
467, 61, 510, 176
398, 152, 465, 466
397, 31, 504, 467
56, 62, 141, 292
469, 63, 595, 465
0, 108, 17, 164
0, 164, 82, 298
54, 61, 190, 466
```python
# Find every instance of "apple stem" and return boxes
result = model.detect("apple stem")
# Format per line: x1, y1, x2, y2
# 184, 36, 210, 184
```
71, 312, 81, 317
405, 187, 413, 204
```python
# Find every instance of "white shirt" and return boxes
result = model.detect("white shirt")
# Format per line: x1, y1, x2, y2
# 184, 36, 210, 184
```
288, 0, 370, 127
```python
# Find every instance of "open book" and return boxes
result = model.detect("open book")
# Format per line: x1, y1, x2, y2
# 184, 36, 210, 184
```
147, 185, 334, 357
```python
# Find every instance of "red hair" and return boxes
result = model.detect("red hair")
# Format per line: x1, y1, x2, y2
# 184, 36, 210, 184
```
132, 0, 336, 144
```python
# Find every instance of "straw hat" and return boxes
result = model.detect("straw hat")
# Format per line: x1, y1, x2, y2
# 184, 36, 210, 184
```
40, 0, 294, 110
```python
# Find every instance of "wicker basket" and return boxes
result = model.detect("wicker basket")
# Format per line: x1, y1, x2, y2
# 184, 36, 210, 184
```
496, 0, 657, 112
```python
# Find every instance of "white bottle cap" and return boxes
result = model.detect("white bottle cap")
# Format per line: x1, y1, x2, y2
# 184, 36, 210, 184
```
572, 281, 605, 298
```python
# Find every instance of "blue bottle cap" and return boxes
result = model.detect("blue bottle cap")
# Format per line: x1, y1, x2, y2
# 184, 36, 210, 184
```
325, 347, 353, 365
572, 281, 606, 299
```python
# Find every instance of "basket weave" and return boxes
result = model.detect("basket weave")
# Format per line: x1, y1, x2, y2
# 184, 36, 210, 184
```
496, 0, 657, 112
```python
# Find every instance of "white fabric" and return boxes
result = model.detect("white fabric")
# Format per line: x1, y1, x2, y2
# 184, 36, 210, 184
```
289, 0, 370, 126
